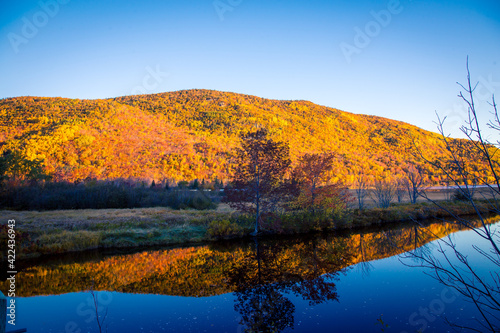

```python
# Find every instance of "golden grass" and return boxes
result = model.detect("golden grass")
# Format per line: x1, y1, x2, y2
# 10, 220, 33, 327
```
3, 204, 233, 228
36, 230, 101, 254
0, 205, 236, 260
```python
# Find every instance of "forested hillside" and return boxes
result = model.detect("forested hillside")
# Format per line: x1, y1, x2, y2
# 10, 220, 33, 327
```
0, 89, 482, 185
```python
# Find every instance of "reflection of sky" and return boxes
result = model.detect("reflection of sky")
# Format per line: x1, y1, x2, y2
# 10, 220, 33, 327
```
439, 221, 500, 275
11, 222, 499, 332
15, 292, 240, 333
1, 0, 499, 138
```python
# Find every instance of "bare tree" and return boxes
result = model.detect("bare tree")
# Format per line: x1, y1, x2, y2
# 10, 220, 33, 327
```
395, 176, 406, 203
372, 178, 395, 208
404, 165, 426, 204
401, 60, 500, 332
354, 173, 369, 210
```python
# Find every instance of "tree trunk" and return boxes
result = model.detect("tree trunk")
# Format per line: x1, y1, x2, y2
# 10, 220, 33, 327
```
254, 165, 260, 235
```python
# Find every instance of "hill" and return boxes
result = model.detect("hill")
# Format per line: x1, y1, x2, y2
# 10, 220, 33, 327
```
0, 89, 474, 185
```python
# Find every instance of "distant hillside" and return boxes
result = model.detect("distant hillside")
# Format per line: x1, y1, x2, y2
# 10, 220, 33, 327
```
0, 89, 472, 185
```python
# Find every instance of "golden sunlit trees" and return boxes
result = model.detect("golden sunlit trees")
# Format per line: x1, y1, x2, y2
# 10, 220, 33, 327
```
1, 90, 480, 186
0, 149, 50, 184
291, 153, 352, 218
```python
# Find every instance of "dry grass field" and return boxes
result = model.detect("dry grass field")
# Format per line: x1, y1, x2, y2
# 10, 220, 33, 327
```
0, 204, 237, 260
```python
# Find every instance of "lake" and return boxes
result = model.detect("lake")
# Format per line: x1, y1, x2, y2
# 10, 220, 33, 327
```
2, 219, 499, 333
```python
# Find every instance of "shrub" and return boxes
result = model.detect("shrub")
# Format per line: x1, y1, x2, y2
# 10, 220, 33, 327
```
452, 189, 470, 201
177, 181, 189, 188
36, 230, 101, 254
189, 191, 217, 210
207, 219, 245, 240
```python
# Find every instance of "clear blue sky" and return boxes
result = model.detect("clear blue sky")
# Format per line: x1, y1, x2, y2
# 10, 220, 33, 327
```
1, 0, 499, 138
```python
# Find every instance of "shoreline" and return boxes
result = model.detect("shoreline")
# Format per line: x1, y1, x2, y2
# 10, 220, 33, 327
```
1, 200, 497, 261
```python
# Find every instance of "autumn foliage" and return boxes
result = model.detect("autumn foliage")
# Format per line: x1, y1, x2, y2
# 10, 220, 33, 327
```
291, 153, 352, 213
225, 129, 291, 234
225, 131, 353, 232
1, 90, 497, 187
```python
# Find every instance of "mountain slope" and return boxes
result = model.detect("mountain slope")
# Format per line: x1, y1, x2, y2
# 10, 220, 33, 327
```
0, 90, 462, 184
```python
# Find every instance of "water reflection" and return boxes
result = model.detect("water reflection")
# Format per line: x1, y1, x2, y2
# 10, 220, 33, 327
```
228, 238, 344, 332
1, 218, 488, 300
356, 233, 374, 277
0, 217, 498, 332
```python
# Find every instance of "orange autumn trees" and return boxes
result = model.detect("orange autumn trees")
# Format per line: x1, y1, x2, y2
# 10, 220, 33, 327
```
2, 89, 497, 187
225, 129, 291, 235
0, 149, 50, 184
226, 130, 352, 233
291, 153, 351, 215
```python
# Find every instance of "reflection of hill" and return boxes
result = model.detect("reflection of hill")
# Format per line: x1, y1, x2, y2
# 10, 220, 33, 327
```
1, 218, 496, 297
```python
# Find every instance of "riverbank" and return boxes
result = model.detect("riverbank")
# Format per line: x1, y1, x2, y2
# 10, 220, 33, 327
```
1, 200, 497, 260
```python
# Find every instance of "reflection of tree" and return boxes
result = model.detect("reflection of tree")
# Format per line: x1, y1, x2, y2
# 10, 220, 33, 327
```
356, 233, 374, 278
235, 284, 295, 333
291, 276, 338, 306
385, 224, 441, 263
408, 225, 433, 259
227, 237, 347, 333
387, 225, 433, 259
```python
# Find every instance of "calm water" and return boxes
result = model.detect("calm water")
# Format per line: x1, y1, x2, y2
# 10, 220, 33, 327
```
2, 220, 499, 333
